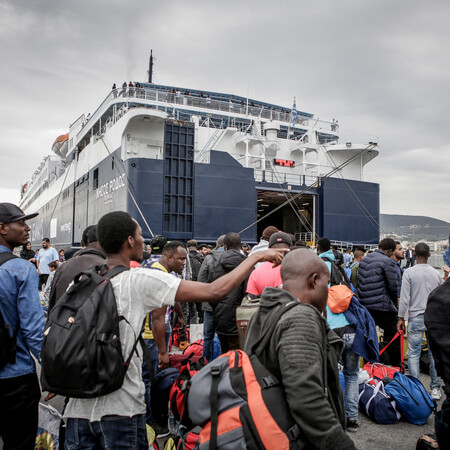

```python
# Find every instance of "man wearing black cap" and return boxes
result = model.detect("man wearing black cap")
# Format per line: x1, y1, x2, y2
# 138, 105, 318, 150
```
246, 231, 292, 296
0, 203, 45, 449
48, 225, 106, 311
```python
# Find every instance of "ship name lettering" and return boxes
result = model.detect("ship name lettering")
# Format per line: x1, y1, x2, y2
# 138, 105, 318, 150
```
96, 173, 126, 198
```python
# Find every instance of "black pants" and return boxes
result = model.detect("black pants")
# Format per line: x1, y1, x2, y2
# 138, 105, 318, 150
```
369, 309, 401, 367
436, 397, 450, 448
217, 334, 241, 354
0, 372, 41, 450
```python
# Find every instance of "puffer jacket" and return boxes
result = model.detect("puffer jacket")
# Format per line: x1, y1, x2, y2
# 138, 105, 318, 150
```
244, 288, 355, 450
200, 249, 247, 335
357, 249, 398, 312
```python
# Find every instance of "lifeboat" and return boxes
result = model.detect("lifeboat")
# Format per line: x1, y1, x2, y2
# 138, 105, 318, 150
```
52, 133, 69, 158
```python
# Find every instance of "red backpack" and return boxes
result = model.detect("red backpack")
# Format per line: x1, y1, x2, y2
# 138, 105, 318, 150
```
187, 302, 304, 449
182, 339, 203, 357
169, 356, 207, 427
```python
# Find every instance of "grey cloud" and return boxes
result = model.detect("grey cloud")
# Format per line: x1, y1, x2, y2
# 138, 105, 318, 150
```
1, 0, 449, 222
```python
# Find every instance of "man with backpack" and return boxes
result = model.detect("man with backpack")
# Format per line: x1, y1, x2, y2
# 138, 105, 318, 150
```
48, 225, 106, 311
199, 232, 248, 354
0, 203, 44, 449
244, 248, 356, 449
45, 211, 285, 449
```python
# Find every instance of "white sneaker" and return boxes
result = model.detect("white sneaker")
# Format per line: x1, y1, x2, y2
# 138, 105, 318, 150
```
431, 388, 441, 401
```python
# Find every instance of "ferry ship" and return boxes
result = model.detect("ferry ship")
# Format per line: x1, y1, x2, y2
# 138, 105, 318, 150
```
20, 58, 380, 247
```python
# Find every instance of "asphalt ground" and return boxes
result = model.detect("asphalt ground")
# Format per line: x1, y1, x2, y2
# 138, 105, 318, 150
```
38, 367, 444, 450
350, 373, 443, 450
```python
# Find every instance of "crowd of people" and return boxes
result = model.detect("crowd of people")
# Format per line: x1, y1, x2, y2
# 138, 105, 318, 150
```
1, 202, 449, 449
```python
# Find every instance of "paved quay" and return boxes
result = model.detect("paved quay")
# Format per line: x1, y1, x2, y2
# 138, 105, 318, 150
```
40, 369, 442, 449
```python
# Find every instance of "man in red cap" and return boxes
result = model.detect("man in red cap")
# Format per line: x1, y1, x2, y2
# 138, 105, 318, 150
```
0, 203, 44, 449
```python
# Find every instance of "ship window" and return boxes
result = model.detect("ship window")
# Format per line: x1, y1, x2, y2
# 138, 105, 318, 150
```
93, 168, 99, 189
111, 157, 115, 170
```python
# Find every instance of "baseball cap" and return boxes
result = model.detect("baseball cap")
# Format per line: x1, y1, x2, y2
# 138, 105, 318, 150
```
150, 235, 167, 251
269, 232, 292, 248
86, 225, 98, 244
0, 203, 38, 223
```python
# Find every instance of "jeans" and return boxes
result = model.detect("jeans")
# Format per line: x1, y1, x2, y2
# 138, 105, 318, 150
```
141, 339, 159, 425
202, 310, 215, 361
407, 314, 441, 390
65, 414, 147, 449
341, 332, 360, 420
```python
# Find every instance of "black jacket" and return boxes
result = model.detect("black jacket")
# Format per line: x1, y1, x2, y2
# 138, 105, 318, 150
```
357, 249, 398, 312
188, 250, 204, 281
48, 247, 106, 311
202, 249, 247, 336
425, 279, 450, 397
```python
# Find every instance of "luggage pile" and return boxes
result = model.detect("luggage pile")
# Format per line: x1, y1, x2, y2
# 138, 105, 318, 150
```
358, 331, 436, 426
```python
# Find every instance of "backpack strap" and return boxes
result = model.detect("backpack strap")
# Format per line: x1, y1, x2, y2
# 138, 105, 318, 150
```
0, 252, 18, 266
99, 265, 130, 279
250, 300, 301, 357
209, 364, 222, 450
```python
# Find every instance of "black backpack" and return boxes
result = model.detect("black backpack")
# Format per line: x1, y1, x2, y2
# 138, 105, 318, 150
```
0, 252, 20, 369
41, 265, 142, 398
321, 256, 352, 289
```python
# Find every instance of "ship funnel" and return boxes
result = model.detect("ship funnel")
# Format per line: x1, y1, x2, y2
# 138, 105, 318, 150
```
263, 121, 280, 156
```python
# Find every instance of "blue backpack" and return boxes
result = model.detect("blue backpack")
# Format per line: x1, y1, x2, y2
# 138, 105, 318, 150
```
343, 262, 357, 293
384, 372, 435, 425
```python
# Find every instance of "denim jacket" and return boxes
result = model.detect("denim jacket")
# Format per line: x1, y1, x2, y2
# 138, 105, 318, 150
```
0, 245, 45, 379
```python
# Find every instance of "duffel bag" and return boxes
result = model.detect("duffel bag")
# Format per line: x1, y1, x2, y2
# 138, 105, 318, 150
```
384, 372, 435, 425
358, 379, 402, 424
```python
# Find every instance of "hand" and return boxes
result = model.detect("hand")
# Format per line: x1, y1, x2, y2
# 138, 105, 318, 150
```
253, 248, 289, 267
158, 352, 170, 369
178, 315, 186, 329
397, 318, 405, 333
443, 265, 449, 276
44, 392, 56, 402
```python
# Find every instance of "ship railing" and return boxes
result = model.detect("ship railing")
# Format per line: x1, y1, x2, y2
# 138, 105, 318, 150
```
294, 232, 314, 243
327, 135, 380, 147
110, 88, 338, 132
330, 240, 355, 250
254, 170, 321, 187
75, 86, 340, 150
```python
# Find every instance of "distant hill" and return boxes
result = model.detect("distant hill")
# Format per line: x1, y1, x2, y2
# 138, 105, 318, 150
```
380, 214, 450, 241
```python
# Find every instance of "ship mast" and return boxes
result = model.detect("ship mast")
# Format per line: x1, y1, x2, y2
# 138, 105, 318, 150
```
148, 50, 153, 84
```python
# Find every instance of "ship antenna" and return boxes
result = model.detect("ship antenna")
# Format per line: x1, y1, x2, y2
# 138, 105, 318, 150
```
148, 50, 153, 83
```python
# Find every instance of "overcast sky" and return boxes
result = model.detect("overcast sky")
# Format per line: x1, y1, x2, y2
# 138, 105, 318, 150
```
1, 0, 449, 223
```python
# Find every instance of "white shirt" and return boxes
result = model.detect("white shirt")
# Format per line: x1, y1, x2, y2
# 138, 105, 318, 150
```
64, 267, 181, 421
